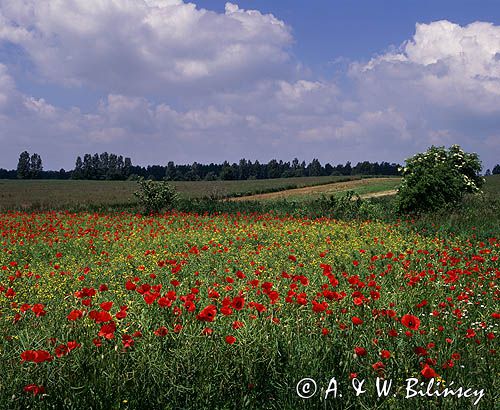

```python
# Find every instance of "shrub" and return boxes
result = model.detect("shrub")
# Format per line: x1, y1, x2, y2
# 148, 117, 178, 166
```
396, 145, 484, 213
133, 177, 179, 213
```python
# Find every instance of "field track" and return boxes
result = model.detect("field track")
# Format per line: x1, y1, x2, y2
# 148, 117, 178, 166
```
230, 177, 398, 201
359, 189, 397, 198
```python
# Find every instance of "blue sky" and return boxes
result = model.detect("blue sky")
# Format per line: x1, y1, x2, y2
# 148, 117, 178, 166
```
197, 0, 500, 63
1, 1, 499, 170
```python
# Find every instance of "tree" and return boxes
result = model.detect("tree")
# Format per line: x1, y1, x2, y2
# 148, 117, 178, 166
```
220, 161, 235, 180
307, 158, 322, 176
29, 153, 43, 178
396, 145, 484, 213
165, 161, 176, 181
124, 157, 132, 178
17, 151, 31, 179
73, 156, 83, 179
492, 164, 500, 175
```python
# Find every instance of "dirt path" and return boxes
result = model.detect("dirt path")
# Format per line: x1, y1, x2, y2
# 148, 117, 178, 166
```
230, 178, 398, 201
359, 189, 397, 199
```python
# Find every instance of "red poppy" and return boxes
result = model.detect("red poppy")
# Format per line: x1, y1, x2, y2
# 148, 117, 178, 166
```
154, 326, 168, 337
67, 309, 83, 321
225, 335, 236, 345
90, 310, 113, 324
100, 301, 113, 312
67, 341, 81, 351
157, 297, 172, 308
232, 321, 245, 329
401, 314, 420, 330
98, 322, 117, 339
351, 317, 364, 325
466, 329, 476, 338
21, 349, 53, 363
122, 334, 134, 348
231, 296, 245, 310
55, 344, 70, 358
354, 347, 367, 357
196, 304, 217, 322
421, 364, 438, 379
31, 304, 46, 317
20, 350, 38, 362
24, 384, 45, 396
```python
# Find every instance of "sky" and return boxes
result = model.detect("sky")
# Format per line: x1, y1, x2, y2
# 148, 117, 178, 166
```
0, 0, 499, 170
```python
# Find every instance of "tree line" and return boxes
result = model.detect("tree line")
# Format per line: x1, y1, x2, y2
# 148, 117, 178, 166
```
4, 151, 499, 181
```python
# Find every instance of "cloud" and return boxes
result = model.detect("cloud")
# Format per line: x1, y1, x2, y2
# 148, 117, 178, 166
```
0, 0, 293, 95
347, 20, 500, 164
0, 9, 500, 170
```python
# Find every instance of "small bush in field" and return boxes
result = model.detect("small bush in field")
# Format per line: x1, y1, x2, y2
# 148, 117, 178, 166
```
396, 145, 484, 214
133, 177, 178, 213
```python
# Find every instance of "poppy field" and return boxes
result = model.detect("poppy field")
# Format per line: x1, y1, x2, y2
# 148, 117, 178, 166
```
0, 210, 498, 409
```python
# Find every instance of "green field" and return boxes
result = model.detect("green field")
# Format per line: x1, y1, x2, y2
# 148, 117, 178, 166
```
0, 176, 361, 211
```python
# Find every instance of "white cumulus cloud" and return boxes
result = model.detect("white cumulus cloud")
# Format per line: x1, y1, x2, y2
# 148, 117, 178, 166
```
0, 0, 293, 95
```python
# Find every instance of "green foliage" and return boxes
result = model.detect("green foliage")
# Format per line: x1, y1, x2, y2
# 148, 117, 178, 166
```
133, 177, 178, 213
16, 151, 42, 179
317, 191, 384, 220
396, 145, 484, 214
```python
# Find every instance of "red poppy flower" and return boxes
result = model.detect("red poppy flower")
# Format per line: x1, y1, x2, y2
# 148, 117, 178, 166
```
21, 349, 53, 363
232, 321, 245, 330
67, 341, 81, 351
55, 344, 70, 358
354, 347, 367, 357
157, 297, 172, 308
231, 296, 245, 310
421, 364, 438, 379
24, 384, 45, 396
31, 304, 46, 317
100, 301, 113, 312
115, 309, 127, 319
90, 310, 113, 324
154, 326, 168, 337
466, 329, 476, 338
125, 280, 136, 291
98, 322, 117, 339
351, 317, 364, 325
20, 350, 38, 362
122, 334, 134, 348
401, 314, 420, 330
196, 304, 217, 322
67, 309, 83, 321
225, 335, 236, 345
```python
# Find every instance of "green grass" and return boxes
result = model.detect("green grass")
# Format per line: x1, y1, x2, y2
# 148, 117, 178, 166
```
0, 176, 358, 211
280, 178, 400, 202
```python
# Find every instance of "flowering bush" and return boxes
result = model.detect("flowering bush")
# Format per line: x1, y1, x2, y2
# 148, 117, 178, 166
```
397, 145, 484, 213
133, 177, 179, 213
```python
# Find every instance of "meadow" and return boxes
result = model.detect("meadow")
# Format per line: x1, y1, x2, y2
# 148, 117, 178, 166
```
0, 176, 362, 211
0, 176, 498, 409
